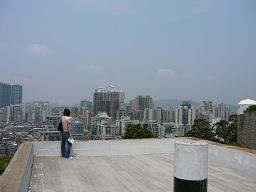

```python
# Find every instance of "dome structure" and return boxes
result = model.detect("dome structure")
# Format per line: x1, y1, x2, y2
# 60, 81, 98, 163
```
237, 98, 256, 114
238, 98, 256, 105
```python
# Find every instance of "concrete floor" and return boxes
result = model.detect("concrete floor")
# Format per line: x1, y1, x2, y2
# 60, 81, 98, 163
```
29, 153, 256, 192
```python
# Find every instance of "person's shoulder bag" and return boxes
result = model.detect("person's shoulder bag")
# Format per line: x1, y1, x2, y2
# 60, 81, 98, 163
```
57, 117, 63, 132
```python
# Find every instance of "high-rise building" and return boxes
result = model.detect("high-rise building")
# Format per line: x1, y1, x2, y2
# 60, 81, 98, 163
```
11, 84, 23, 105
175, 101, 191, 125
116, 103, 131, 120
143, 108, 154, 123
0, 82, 11, 108
200, 101, 213, 115
0, 83, 23, 108
93, 86, 125, 121
188, 107, 201, 125
91, 111, 117, 140
71, 118, 85, 140
130, 110, 144, 122
143, 107, 171, 124
33, 101, 51, 122
147, 120, 161, 138
116, 117, 139, 136
181, 100, 191, 109
130, 95, 154, 111
11, 104, 23, 123
213, 103, 228, 121
80, 99, 92, 111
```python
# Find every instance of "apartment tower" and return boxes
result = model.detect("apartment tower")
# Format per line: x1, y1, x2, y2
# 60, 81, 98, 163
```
130, 95, 154, 111
93, 86, 125, 121
0, 82, 11, 108
11, 84, 23, 105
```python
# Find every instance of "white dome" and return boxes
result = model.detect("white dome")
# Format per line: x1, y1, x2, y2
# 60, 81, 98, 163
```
238, 98, 256, 105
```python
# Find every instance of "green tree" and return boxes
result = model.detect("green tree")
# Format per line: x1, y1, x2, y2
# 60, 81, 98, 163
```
213, 120, 229, 143
186, 115, 238, 145
186, 118, 215, 141
123, 124, 154, 139
0, 155, 13, 175
247, 105, 256, 111
212, 114, 237, 144
227, 114, 237, 143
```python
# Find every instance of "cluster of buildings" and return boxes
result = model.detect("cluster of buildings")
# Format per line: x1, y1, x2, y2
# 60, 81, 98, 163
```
1, 82, 255, 155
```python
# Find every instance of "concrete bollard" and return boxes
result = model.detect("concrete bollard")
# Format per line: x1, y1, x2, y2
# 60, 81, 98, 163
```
174, 140, 208, 192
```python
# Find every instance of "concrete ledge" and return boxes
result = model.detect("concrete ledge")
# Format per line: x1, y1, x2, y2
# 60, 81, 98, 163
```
0, 142, 33, 192
208, 144, 256, 176
32, 138, 178, 156
186, 138, 256, 176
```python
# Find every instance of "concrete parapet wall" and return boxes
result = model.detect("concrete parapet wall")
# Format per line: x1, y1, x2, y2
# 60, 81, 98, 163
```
186, 138, 256, 177
208, 143, 256, 176
32, 138, 178, 156
0, 142, 33, 192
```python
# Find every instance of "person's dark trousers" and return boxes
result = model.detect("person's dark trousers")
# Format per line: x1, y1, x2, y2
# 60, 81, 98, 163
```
61, 132, 72, 158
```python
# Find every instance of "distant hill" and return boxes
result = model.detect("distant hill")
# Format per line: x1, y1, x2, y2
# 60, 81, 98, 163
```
154, 99, 238, 110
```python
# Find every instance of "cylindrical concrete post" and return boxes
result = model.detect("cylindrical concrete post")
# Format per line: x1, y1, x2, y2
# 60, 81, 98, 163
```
174, 140, 208, 192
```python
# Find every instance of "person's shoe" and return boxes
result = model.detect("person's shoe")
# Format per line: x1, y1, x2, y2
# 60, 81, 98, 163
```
69, 156, 74, 159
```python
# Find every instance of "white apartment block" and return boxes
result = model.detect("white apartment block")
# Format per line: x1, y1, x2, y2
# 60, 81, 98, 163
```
143, 108, 171, 124
213, 103, 228, 121
146, 120, 161, 138
116, 117, 139, 136
175, 106, 189, 125
91, 111, 117, 140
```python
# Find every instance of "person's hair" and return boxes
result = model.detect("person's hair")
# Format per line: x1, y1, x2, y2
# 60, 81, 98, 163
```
63, 108, 70, 116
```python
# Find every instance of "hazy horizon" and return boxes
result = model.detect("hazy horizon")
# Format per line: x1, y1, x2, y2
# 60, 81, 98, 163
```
1, 0, 255, 106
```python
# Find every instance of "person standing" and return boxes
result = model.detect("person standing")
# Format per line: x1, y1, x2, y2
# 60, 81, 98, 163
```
61, 108, 74, 158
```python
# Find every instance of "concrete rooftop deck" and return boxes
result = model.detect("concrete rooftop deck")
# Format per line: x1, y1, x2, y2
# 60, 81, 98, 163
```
29, 138, 256, 192
29, 152, 256, 192
1, 138, 256, 192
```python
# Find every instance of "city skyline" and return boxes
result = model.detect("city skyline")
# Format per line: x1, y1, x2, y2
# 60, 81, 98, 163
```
0, 0, 256, 106
0, 81, 251, 107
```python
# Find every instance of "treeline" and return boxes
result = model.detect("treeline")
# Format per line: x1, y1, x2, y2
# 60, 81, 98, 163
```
123, 124, 154, 139
122, 114, 238, 144
0, 155, 13, 175
186, 114, 237, 144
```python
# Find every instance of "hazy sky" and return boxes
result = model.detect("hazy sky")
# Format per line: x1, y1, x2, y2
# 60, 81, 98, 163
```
0, 0, 255, 106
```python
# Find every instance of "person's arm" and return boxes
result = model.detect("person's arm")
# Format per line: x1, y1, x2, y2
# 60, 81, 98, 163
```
67, 122, 72, 138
